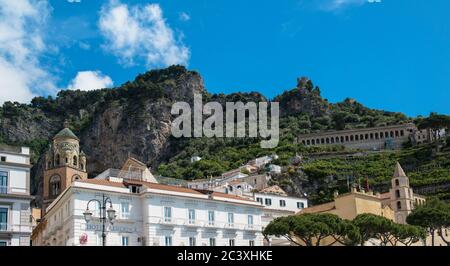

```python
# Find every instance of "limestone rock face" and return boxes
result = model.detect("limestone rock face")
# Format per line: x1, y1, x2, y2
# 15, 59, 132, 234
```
276, 77, 330, 118
0, 66, 205, 204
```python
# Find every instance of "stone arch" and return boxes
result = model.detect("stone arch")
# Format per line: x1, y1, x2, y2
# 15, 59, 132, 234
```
72, 175, 82, 182
49, 175, 61, 198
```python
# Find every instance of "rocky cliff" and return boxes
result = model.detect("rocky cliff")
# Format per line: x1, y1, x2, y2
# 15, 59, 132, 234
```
0, 65, 411, 203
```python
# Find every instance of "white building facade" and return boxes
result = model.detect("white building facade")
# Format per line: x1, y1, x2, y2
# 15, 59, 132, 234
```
0, 145, 33, 246
253, 188, 308, 246
32, 172, 264, 246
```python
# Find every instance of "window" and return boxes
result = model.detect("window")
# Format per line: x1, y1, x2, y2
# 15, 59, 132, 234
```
397, 201, 402, 210
297, 202, 305, 209
208, 211, 215, 226
188, 209, 196, 224
189, 237, 196, 246
49, 175, 61, 198
122, 236, 129, 246
73, 156, 78, 167
265, 198, 272, 206
56, 154, 61, 166
209, 238, 216, 246
164, 207, 172, 222
395, 179, 400, 186
0, 171, 8, 194
279, 200, 286, 207
0, 156, 6, 162
121, 202, 130, 219
256, 197, 263, 204
227, 213, 234, 226
396, 190, 401, 199
165, 236, 172, 246
130, 185, 140, 194
229, 239, 235, 246
249, 240, 255, 246
248, 215, 254, 227
0, 241, 7, 246
0, 207, 8, 231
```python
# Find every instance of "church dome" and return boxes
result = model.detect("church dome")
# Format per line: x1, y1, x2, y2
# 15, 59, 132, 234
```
54, 127, 79, 141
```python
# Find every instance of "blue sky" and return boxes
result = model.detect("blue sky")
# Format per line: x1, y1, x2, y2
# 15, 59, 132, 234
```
0, 0, 449, 117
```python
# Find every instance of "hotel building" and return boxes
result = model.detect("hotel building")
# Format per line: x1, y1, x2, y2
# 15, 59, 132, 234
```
0, 145, 33, 246
254, 186, 308, 246
32, 167, 264, 246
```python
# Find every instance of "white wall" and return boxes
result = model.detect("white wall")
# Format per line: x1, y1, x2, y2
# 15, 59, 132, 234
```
41, 187, 264, 246
254, 193, 307, 213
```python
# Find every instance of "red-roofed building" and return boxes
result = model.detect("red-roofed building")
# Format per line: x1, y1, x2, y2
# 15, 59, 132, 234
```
32, 158, 264, 246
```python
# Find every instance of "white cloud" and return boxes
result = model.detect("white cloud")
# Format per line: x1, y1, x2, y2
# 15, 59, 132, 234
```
98, 0, 190, 68
179, 12, 191, 22
321, 0, 382, 11
0, 0, 58, 105
67, 71, 113, 91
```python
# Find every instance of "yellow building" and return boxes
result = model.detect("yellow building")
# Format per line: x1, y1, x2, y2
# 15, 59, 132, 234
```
299, 188, 395, 221
298, 162, 426, 223
293, 162, 449, 246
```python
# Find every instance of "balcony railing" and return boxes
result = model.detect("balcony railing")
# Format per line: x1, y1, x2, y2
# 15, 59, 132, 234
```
0, 223, 32, 233
0, 186, 29, 196
146, 217, 262, 231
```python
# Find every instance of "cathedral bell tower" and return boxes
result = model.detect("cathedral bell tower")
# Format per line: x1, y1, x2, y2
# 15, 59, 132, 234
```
389, 162, 414, 224
43, 122, 88, 211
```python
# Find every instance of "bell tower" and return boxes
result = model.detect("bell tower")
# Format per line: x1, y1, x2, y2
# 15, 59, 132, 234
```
389, 162, 414, 224
43, 122, 88, 211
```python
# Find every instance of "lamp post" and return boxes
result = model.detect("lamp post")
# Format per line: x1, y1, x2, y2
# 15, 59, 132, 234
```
83, 194, 116, 246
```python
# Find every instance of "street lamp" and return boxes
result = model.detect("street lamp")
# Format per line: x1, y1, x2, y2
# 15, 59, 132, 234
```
83, 194, 116, 246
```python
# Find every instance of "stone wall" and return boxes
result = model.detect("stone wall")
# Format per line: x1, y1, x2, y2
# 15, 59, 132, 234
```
298, 123, 418, 150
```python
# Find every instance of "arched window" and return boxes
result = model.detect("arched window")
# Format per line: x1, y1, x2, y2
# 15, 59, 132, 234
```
65, 157, 68, 164
73, 156, 78, 167
396, 190, 401, 198
397, 201, 402, 210
395, 179, 400, 186
72, 175, 81, 182
49, 175, 61, 198
48, 161, 52, 169
56, 154, 61, 166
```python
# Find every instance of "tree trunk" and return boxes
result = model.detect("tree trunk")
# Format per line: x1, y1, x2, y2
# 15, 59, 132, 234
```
438, 229, 450, 246
431, 229, 435, 246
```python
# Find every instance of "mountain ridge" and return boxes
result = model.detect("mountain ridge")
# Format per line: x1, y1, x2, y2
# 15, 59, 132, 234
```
0, 65, 446, 204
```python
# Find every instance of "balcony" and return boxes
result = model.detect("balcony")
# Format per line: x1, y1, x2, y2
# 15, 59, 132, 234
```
0, 223, 32, 233
0, 186, 29, 196
184, 219, 202, 227
244, 224, 262, 232
224, 223, 235, 229
145, 217, 262, 232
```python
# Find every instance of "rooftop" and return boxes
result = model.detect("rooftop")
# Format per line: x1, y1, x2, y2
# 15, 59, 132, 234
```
76, 178, 257, 204
54, 127, 79, 141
